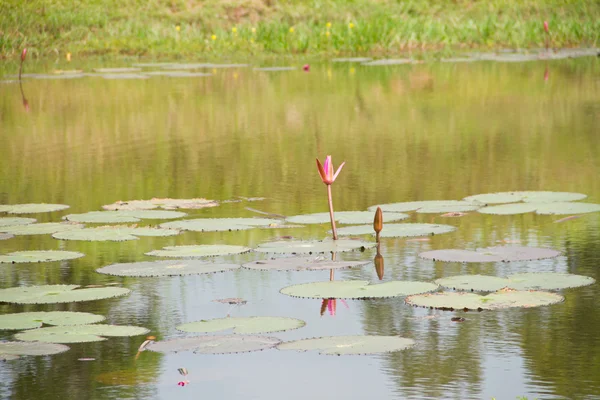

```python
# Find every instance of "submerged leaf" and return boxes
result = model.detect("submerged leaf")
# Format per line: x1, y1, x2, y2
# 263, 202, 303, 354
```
146, 335, 281, 354
242, 257, 369, 271
419, 246, 561, 263
146, 245, 251, 258
405, 290, 564, 310
0, 342, 70, 360
97, 260, 240, 277
0, 311, 105, 330
0, 284, 131, 304
15, 324, 150, 343
177, 317, 305, 334
0, 250, 85, 263
255, 239, 376, 254
280, 280, 438, 299
278, 335, 415, 355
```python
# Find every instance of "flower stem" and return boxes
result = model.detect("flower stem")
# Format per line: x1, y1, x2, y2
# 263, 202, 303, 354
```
327, 184, 338, 240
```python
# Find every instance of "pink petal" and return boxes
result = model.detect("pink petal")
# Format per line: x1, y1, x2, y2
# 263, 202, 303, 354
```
332, 161, 345, 181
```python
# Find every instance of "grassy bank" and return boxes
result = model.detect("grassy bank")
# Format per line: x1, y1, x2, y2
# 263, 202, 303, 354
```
1, 0, 599, 60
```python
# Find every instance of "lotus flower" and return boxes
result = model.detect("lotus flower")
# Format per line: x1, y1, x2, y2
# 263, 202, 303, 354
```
316, 155, 345, 239
544, 21, 549, 33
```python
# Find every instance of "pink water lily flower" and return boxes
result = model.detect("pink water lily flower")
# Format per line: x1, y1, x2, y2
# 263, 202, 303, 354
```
316, 156, 345, 185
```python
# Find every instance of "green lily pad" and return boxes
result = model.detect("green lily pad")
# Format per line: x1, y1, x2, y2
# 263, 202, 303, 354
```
144, 71, 212, 77
0, 311, 106, 330
146, 245, 251, 258
14, 324, 150, 343
93, 68, 142, 73
100, 73, 149, 79
277, 335, 415, 355
332, 57, 373, 63
478, 203, 539, 215
363, 59, 414, 66
335, 223, 457, 238
0, 217, 36, 227
52, 226, 180, 241
242, 257, 369, 271
254, 67, 296, 71
64, 210, 186, 223
0, 285, 131, 304
0, 250, 85, 264
0, 203, 70, 214
419, 246, 560, 263
405, 290, 564, 310
255, 239, 376, 254
436, 272, 595, 292
102, 198, 219, 211
97, 260, 240, 277
146, 335, 282, 354
177, 317, 306, 334
368, 200, 478, 213
534, 202, 600, 215
280, 280, 438, 299
415, 205, 480, 214
286, 211, 409, 225
160, 217, 280, 231
0, 222, 84, 235
0, 342, 70, 360
0, 233, 13, 240
464, 191, 587, 204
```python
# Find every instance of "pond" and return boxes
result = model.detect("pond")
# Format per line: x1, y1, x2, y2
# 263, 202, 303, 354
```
0, 56, 599, 400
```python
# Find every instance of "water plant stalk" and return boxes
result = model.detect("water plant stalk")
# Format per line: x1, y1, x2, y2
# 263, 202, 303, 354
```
316, 155, 345, 240
18, 48, 26, 81
327, 184, 337, 240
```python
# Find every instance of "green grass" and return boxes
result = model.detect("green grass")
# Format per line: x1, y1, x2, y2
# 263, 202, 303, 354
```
1, 0, 599, 59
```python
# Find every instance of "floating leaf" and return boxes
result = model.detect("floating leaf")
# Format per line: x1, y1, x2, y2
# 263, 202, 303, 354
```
143, 71, 212, 77
146, 245, 251, 258
64, 210, 186, 223
254, 67, 296, 71
255, 239, 376, 254
368, 200, 478, 213
534, 202, 600, 215
97, 260, 240, 277
419, 246, 561, 263
464, 191, 587, 204
415, 205, 480, 214
286, 211, 409, 225
0, 250, 85, 264
0, 222, 84, 235
0, 203, 70, 214
0, 217, 36, 227
277, 335, 415, 355
478, 203, 539, 215
100, 74, 149, 79
93, 68, 142, 73
362, 59, 414, 66
405, 290, 564, 310
0, 233, 13, 240
0, 342, 70, 360
335, 223, 457, 238
0, 285, 131, 304
160, 217, 279, 232
0, 311, 106, 330
280, 280, 438, 299
102, 198, 218, 211
242, 257, 369, 271
52, 226, 180, 241
436, 272, 595, 292
177, 317, 305, 334
332, 57, 372, 63
15, 324, 150, 343
146, 335, 281, 354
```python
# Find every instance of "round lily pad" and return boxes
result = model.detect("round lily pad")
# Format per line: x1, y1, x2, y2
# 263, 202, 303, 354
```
277, 335, 415, 355
0, 217, 36, 227
436, 273, 595, 292
146, 245, 251, 258
332, 57, 373, 63
102, 198, 219, 211
286, 211, 409, 225
255, 239, 376, 254
0, 203, 70, 214
52, 226, 180, 241
0, 222, 84, 235
405, 290, 564, 310
0, 285, 131, 304
177, 317, 305, 334
160, 217, 280, 232
93, 68, 141, 73
0, 342, 70, 360
14, 324, 150, 343
0, 311, 106, 330
254, 67, 296, 71
368, 200, 477, 213
419, 246, 561, 263
0, 250, 85, 264
415, 205, 480, 214
64, 210, 186, 223
0, 233, 13, 240
280, 280, 438, 299
97, 260, 240, 277
464, 191, 587, 204
363, 59, 414, 66
534, 202, 600, 215
146, 335, 282, 354
478, 203, 539, 215
242, 257, 369, 271
335, 223, 457, 238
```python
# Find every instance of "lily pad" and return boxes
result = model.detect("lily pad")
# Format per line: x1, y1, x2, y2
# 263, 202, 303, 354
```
177, 317, 305, 334
0, 250, 85, 264
64, 210, 186, 223
332, 57, 372, 63
280, 280, 438, 299
405, 290, 564, 310
0, 233, 13, 240
144, 71, 212, 77
277, 335, 415, 355
0, 311, 106, 330
0, 342, 70, 360
255, 239, 376, 254
362, 59, 414, 66
0, 285, 131, 304
146, 245, 251, 258
419, 246, 560, 263
435, 272, 595, 292
254, 67, 296, 71
286, 211, 409, 225
52, 226, 180, 241
335, 223, 457, 238
100, 74, 149, 79
0, 203, 70, 214
534, 202, 600, 215
160, 217, 282, 232
93, 68, 142, 73
0, 222, 84, 235
97, 260, 240, 277
478, 203, 539, 215
368, 200, 478, 213
146, 335, 281, 354
0, 217, 36, 227
102, 198, 219, 211
464, 191, 587, 204
242, 257, 369, 271
14, 324, 150, 343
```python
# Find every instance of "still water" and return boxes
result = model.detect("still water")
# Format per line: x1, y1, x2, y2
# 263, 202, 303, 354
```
0, 57, 599, 400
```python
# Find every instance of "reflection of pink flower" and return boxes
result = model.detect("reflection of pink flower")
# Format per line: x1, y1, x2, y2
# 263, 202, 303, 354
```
178, 381, 189, 386
320, 298, 349, 316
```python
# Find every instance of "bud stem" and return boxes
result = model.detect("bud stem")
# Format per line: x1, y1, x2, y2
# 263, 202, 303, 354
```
327, 184, 338, 240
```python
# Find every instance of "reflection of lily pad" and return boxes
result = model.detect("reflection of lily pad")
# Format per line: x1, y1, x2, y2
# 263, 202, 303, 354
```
15, 324, 150, 343
160, 217, 280, 231
419, 246, 560, 263
1, 222, 84, 235
0, 311, 106, 330
405, 290, 564, 310
64, 210, 186, 223
368, 200, 478, 213
464, 191, 587, 204
146, 245, 251, 258
102, 198, 219, 211
242, 257, 369, 271
177, 317, 305, 334
97, 260, 240, 277
286, 211, 409, 225
278, 335, 415, 355
436, 273, 595, 292
0, 203, 70, 214
0, 217, 36, 227
280, 280, 438, 299
0, 342, 70, 360
335, 223, 456, 238
255, 239, 376, 254
53, 226, 180, 241
0, 285, 131, 304
146, 335, 281, 354
0, 250, 85, 264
